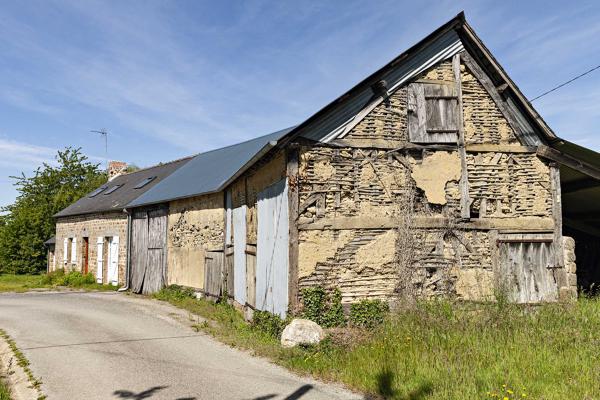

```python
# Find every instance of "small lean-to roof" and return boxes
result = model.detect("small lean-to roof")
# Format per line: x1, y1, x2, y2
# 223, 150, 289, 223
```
44, 236, 56, 246
54, 157, 191, 218
127, 127, 295, 208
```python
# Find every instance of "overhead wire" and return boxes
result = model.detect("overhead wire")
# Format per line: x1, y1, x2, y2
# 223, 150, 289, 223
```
530, 64, 600, 102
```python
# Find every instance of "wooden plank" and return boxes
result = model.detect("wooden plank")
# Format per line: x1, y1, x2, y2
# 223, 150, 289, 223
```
454, 53, 470, 219
407, 83, 427, 142
466, 144, 536, 153
537, 145, 600, 181
287, 147, 300, 313
245, 244, 256, 307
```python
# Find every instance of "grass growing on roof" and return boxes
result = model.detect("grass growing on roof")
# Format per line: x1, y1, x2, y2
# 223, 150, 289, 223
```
153, 285, 600, 400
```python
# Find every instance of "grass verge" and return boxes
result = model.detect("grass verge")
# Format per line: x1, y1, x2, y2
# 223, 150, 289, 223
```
0, 379, 10, 400
0, 329, 45, 400
0, 270, 120, 293
154, 286, 600, 400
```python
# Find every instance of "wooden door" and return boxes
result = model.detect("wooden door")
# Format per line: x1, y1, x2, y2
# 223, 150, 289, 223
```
498, 240, 558, 303
82, 237, 89, 274
256, 179, 289, 317
130, 207, 168, 294
204, 251, 224, 298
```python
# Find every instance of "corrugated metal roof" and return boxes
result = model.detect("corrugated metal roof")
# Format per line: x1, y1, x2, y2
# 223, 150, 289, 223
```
54, 157, 191, 218
127, 127, 294, 208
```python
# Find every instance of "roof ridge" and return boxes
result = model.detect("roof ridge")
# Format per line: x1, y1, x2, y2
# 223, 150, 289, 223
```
119, 155, 194, 177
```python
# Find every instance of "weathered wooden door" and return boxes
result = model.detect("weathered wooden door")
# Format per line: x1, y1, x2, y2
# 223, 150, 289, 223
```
256, 179, 289, 317
131, 207, 168, 294
232, 205, 247, 304
224, 245, 234, 297
82, 237, 89, 274
107, 236, 119, 285
204, 251, 224, 298
96, 237, 104, 283
498, 240, 558, 303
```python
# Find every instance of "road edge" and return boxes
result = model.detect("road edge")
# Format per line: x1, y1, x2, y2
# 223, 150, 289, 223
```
0, 329, 45, 400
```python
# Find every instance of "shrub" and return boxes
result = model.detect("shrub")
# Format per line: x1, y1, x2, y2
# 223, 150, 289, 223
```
252, 310, 288, 338
349, 299, 389, 329
153, 285, 196, 302
301, 286, 345, 328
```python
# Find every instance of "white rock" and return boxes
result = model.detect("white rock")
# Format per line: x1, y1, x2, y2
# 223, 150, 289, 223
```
280, 319, 325, 348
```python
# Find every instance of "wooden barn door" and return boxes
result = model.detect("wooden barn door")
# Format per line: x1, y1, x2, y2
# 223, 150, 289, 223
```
204, 251, 224, 298
498, 237, 558, 303
130, 207, 168, 294
256, 179, 289, 317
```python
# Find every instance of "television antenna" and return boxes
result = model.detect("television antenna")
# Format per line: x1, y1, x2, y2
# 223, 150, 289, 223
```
90, 129, 108, 169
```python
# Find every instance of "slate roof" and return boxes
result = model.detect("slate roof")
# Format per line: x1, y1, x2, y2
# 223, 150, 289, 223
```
54, 157, 191, 218
127, 127, 294, 208
44, 236, 56, 246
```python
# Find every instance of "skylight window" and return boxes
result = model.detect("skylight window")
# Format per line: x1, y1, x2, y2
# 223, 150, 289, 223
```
88, 186, 108, 198
103, 185, 122, 195
134, 176, 156, 189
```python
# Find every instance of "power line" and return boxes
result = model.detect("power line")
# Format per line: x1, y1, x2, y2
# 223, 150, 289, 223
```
530, 63, 600, 102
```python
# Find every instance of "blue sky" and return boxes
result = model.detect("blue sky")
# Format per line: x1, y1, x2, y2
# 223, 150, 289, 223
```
1, 0, 599, 207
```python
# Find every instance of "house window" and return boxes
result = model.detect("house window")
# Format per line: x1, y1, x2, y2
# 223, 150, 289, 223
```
407, 82, 458, 143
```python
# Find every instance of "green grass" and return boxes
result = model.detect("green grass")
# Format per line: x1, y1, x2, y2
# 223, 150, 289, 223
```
154, 286, 600, 400
0, 270, 120, 293
0, 379, 10, 400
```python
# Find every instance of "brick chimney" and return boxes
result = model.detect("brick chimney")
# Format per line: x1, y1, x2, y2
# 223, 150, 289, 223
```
107, 161, 128, 181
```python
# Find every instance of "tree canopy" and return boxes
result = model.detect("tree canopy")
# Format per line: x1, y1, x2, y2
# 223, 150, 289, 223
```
0, 148, 106, 274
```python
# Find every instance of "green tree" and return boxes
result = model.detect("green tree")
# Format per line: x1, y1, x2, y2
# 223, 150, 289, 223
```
0, 148, 106, 274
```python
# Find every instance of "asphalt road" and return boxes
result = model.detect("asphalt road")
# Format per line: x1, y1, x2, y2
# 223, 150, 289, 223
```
0, 291, 361, 400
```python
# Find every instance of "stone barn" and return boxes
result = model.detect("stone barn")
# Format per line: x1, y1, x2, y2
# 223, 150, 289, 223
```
53, 158, 189, 285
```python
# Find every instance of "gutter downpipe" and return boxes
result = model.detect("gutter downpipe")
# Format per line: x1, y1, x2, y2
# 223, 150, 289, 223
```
118, 208, 132, 292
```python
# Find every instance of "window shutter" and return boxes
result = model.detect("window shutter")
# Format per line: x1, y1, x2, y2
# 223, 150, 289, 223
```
408, 82, 458, 143
63, 238, 68, 264
71, 237, 77, 263
96, 237, 104, 283
111, 236, 119, 285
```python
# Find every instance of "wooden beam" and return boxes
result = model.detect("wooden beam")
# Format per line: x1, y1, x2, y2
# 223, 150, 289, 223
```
460, 51, 527, 142
453, 54, 470, 219
550, 165, 565, 285
465, 144, 536, 153
562, 178, 600, 194
537, 145, 600, 181
298, 216, 554, 231
286, 146, 300, 314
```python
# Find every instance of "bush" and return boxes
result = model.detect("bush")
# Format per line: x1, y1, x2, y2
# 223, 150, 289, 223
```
153, 285, 196, 302
301, 286, 345, 328
39, 269, 96, 287
252, 310, 288, 338
349, 299, 389, 329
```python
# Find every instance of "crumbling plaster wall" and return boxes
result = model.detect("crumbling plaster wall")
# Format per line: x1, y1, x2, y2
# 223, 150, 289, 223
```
297, 59, 557, 303
55, 212, 127, 284
167, 193, 224, 289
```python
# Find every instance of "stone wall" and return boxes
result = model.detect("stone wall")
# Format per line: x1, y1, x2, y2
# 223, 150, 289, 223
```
560, 236, 578, 301
55, 212, 128, 284
296, 57, 562, 303
167, 192, 224, 289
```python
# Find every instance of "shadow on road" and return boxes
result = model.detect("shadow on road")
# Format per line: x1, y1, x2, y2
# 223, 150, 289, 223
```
113, 386, 172, 399
249, 384, 314, 400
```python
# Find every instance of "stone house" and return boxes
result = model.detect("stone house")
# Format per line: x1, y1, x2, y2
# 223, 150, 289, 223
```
53, 158, 190, 285
59, 13, 600, 315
